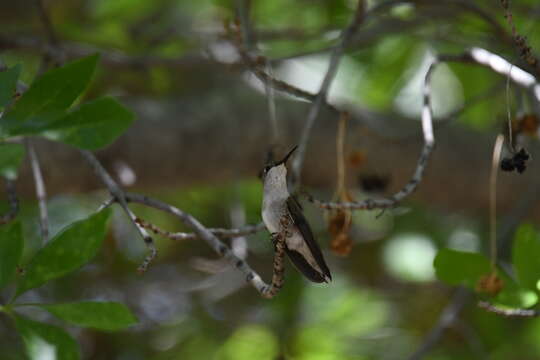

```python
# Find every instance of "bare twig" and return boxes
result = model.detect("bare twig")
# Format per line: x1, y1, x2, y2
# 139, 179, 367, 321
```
307, 47, 540, 211
478, 301, 540, 317
290, 0, 366, 188
80, 151, 156, 273
305, 57, 437, 210
35, 0, 58, 46
25, 140, 48, 242
124, 192, 286, 297
489, 135, 505, 270
235, 0, 255, 52
505, 63, 515, 152
0, 178, 19, 225
228, 200, 249, 260
0, 35, 217, 71
500, 0, 540, 77
228, 17, 338, 113
335, 112, 348, 198
135, 216, 265, 241
265, 60, 279, 146
467, 47, 540, 102
97, 197, 115, 212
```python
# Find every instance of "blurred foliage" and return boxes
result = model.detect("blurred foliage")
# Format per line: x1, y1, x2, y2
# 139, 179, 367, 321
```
1, 0, 540, 359
0, 209, 137, 359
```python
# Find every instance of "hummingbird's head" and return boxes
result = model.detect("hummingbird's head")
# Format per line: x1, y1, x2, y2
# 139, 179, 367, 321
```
261, 146, 297, 185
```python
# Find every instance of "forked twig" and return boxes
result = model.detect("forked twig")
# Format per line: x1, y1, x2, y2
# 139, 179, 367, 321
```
80, 151, 156, 273
124, 192, 286, 297
135, 216, 265, 241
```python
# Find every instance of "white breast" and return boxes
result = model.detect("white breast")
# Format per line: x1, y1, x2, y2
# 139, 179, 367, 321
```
261, 197, 283, 234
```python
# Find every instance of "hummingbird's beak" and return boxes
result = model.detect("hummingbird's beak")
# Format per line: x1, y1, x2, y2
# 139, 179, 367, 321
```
276, 145, 298, 166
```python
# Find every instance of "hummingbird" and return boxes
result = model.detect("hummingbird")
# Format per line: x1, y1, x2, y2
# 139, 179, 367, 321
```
261, 146, 332, 283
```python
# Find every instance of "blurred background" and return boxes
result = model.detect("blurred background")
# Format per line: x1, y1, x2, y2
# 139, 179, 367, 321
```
2, 0, 540, 359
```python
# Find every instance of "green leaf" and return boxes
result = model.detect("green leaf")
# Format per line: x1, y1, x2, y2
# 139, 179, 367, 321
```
434, 248, 491, 288
0, 65, 21, 108
39, 301, 137, 331
0, 143, 25, 180
14, 313, 80, 360
435, 248, 539, 308
46, 97, 134, 150
16, 208, 111, 296
0, 222, 23, 288
495, 273, 538, 308
512, 224, 540, 291
1, 55, 99, 135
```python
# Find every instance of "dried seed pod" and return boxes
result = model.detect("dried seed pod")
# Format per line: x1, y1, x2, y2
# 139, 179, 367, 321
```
330, 232, 353, 256
327, 209, 353, 256
476, 272, 504, 296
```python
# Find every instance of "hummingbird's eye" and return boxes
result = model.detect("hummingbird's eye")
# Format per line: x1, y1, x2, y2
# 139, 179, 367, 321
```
259, 165, 271, 180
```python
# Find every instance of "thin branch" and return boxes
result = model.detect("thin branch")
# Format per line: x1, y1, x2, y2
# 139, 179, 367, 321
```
505, 63, 515, 151
265, 60, 279, 146
0, 178, 19, 225
228, 200, 249, 260
307, 47, 540, 211
35, 0, 59, 46
0, 35, 217, 70
335, 111, 348, 198
135, 216, 265, 241
25, 140, 48, 242
124, 192, 285, 298
80, 150, 156, 273
235, 0, 255, 52
478, 301, 540, 317
290, 0, 366, 188
228, 19, 338, 113
97, 197, 115, 212
467, 47, 540, 102
305, 57, 437, 210
500, 0, 540, 77
489, 135, 505, 270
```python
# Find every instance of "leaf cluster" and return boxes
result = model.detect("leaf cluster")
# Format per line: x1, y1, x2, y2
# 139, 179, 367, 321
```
0, 57, 138, 359
435, 224, 540, 309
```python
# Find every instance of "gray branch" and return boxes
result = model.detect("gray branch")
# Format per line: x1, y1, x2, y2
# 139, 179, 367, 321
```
478, 301, 540, 317
80, 150, 156, 273
306, 56, 437, 210
124, 192, 287, 298
290, 0, 366, 188
136, 217, 265, 241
